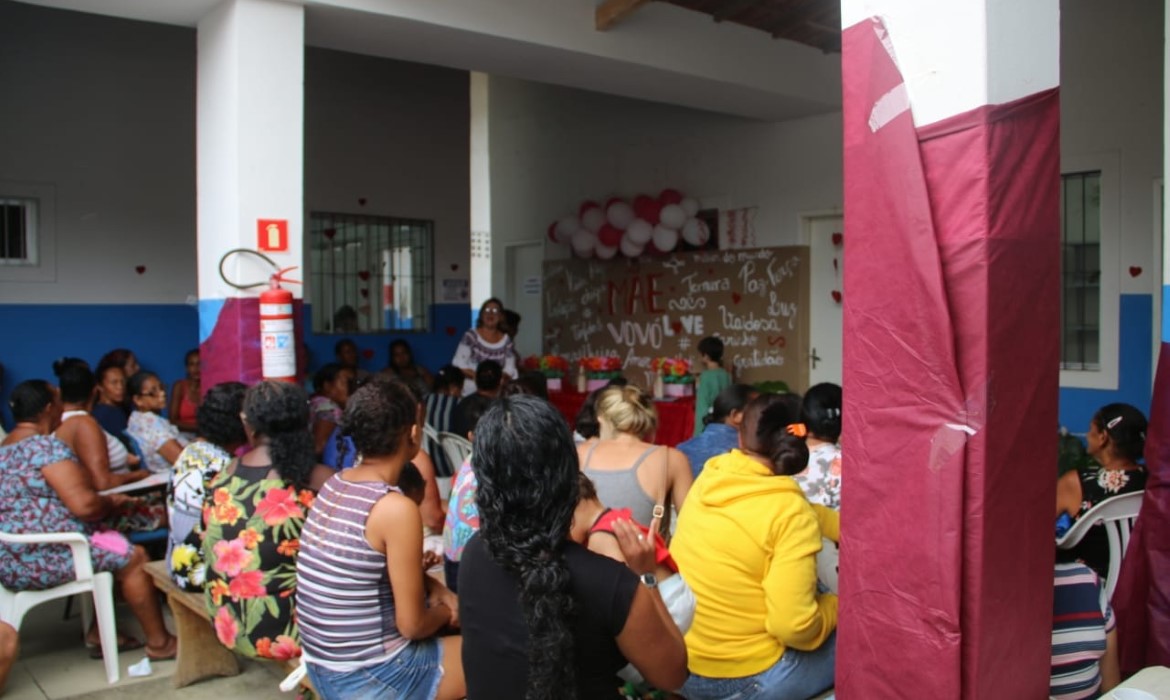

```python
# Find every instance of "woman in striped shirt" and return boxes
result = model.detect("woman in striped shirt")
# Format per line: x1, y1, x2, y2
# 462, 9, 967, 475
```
296, 376, 465, 700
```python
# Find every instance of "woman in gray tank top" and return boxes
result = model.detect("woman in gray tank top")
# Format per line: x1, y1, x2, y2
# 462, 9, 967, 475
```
578, 385, 693, 535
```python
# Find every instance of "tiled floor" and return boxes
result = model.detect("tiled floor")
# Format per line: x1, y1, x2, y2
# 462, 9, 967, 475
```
3, 597, 289, 699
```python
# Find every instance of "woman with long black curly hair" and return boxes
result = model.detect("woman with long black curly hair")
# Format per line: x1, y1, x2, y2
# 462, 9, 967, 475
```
296, 376, 465, 700
459, 394, 687, 699
201, 381, 318, 662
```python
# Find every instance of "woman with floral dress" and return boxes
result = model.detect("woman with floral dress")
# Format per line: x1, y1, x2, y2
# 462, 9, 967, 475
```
201, 381, 316, 661
1056, 403, 1148, 578
0, 380, 176, 659
793, 383, 843, 509
168, 382, 247, 590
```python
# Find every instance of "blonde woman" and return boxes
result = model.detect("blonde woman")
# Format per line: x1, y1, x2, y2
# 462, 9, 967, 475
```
577, 385, 692, 534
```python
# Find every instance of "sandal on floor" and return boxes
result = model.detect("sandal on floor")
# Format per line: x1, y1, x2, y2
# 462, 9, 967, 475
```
86, 634, 144, 659
144, 637, 178, 661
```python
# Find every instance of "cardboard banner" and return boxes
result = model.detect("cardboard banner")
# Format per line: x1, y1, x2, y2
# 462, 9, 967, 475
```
542, 247, 809, 391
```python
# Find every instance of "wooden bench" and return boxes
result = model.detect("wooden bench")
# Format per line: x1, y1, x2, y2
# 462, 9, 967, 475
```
144, 560, 308, 692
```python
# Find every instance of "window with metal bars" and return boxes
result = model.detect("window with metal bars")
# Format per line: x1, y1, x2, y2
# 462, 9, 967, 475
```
0, 197, 37, 266
308, 212, 434, 334
1061, 171, 1101, 370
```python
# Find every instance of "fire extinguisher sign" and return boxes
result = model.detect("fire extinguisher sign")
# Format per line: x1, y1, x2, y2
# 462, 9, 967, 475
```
257, 219, 289, 252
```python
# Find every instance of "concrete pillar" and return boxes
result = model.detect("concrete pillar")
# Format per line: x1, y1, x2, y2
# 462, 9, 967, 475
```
837, 0, 1059, 697
196, 0, 304, 388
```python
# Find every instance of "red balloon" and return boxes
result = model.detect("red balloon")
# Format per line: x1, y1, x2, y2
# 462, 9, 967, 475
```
659, 189, 684, 206
579, 200, 601, 217
633, 195, 661, 225
598, 223, 623, 247
547, 222, 558, 242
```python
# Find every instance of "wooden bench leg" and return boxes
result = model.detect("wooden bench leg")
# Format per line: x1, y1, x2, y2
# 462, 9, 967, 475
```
168, 593, 240, 688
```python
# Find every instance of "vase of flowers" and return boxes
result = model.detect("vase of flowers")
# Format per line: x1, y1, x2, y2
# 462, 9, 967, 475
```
579, 356, 623, 393
523, 355, 570, 392
652, 357, 694, 398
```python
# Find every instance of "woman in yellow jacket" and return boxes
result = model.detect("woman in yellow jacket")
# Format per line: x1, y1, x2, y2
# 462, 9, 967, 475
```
671, 393, 839, 700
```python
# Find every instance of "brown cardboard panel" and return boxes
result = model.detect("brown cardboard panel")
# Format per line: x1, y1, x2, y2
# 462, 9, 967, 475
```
542, 247, 809, 392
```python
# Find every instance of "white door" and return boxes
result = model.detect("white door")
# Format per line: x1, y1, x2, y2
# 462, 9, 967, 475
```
505, 241, 545, 358
807, 215, 844, 386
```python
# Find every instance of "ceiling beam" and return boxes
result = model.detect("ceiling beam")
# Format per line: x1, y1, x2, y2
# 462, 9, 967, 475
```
712, 0, 757, 23
596, 0, 651, 31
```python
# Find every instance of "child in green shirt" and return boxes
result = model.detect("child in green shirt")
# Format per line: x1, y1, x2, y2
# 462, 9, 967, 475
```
694, 337, 732, 437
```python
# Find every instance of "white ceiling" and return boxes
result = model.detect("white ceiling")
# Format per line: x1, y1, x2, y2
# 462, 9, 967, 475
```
16, 0, 842, 121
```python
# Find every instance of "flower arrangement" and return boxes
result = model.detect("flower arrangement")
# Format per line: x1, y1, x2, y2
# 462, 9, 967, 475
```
522, 354, 570, 378
579, 355, 623, 380
651, 357, 694, 384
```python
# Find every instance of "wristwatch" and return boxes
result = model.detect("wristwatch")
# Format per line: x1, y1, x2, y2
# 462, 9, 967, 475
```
639, 572, 658, 589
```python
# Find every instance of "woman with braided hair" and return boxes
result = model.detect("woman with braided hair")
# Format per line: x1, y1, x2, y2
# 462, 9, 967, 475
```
459, 394, 687, 699
296, 376, 465, 700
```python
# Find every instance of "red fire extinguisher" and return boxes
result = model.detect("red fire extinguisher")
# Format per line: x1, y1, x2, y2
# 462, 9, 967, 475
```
259, 267, 300, 383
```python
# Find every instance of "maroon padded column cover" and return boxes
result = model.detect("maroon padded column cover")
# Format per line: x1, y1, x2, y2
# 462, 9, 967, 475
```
839, 17, 1059, 699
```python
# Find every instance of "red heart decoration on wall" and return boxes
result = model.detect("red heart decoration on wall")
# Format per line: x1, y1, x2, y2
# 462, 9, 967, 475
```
1129, 266, 1143, 277
358, 198, 367, 207
731, 292, 742, 305
135, 265, 146, 274
670, 321, 683, 335
446, 326, 457, 336
360, 289, 369, 298
451, 263, 459, 272
361, 349, 374, 360
831, 232, 843, 246
323, 228, 336, 240
358, 270, 370, 281
831, 290, 842, 303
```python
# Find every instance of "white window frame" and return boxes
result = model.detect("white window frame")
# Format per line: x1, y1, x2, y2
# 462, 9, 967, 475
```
0, 180, 56, 283
1059, 153, 1119, 390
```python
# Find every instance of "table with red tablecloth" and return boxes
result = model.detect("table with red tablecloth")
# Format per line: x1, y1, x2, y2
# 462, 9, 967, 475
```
547, 390, 695, 447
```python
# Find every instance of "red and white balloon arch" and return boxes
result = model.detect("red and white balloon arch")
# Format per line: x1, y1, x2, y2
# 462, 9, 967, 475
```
547, 189, 710, 259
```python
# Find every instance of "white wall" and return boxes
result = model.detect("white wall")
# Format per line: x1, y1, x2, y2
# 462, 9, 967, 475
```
1061, 0, 1163, 298
304, 46, 470, 304
0, 0, 197, 304
487, 75, 844, 341
0, 3, 470, 308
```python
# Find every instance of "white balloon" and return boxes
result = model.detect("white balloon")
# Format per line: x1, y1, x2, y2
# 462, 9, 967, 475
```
659, 204, 686, 229
652, 224, 679, 252
606, 201, 635, 230
681, 218, 710, 247
571, 228, 597, 257
680, 197, 699, 217
581, 207, 606, 234
620, 234, 645, 258
626, 218, 653, 245
595, 241, 619, 260
554, 216, 579, 244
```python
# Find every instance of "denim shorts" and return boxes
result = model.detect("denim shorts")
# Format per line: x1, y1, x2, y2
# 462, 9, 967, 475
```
306, 639, 444, 700
681, 632, 836, 700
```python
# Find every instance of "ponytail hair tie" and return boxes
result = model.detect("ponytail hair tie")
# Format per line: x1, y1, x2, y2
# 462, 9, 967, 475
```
786, 423, 808, 438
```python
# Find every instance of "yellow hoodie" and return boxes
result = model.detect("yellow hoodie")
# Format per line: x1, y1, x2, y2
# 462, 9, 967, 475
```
670, 449, 839, 678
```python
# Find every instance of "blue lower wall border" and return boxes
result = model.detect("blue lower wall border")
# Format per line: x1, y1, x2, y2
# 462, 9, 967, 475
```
0, 302, 471, 428
1058, 293, 1153, 434
0, 297, 1151, 434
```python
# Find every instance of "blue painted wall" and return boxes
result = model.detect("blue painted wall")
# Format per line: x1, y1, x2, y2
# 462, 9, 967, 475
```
0, 302, 470, 429
1058, 294, 1153, 434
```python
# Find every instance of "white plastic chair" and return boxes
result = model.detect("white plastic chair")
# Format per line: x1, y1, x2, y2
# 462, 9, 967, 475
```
0, 531, 120, 683
1057, 490, 1143, 604
437, 432, 472, 473
816, 538, 839, 594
